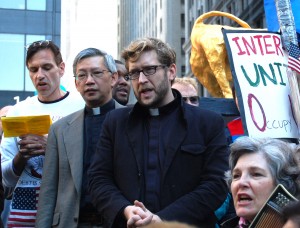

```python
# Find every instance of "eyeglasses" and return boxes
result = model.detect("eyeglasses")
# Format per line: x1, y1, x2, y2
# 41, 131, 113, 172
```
182, 96, 199, 105
25, 40, 52, 51
126, 65, 167, 80
74, 70, 111, 82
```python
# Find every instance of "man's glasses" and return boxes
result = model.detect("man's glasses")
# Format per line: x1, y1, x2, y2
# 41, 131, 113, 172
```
74, 70, 111, 82
182, 96, 199, 105
25, 40, 52, 51
126, 65, 167, 80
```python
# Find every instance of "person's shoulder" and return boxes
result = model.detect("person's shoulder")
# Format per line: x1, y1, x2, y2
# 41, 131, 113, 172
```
105, 105, 133, 123
61, 91, 84, 105
184, 103, 223, 119
51, 109, 84, 127
110, 105, 132, 116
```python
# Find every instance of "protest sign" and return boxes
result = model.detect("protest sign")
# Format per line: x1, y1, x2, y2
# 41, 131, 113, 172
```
223, 29, 299, 138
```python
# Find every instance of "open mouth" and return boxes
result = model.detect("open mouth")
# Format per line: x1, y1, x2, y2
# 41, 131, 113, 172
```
239, 196, 252, 202
38, 82, 47, 89
140, 88, 152, 93
238, 194, 252, 203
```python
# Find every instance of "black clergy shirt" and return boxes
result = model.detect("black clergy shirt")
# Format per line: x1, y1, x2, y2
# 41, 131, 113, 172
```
80, 99, 115, 215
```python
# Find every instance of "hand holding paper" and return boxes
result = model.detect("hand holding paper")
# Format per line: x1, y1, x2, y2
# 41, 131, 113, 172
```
18, 134, 48, 160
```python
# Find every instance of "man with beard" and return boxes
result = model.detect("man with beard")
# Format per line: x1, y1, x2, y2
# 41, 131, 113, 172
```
88, 38, 229, 228
112, 60, 131, 105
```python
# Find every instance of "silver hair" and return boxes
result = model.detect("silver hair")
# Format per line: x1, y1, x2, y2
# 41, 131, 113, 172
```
72, 48, 117, 76
225, 137, 300, 196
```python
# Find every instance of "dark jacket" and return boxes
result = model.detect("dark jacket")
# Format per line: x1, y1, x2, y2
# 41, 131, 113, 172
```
221, 216, 240, 228
89, 91, 229, 228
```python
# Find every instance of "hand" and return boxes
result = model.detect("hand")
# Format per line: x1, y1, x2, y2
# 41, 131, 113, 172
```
125, 200, 161, 228
125, 203, 152, 228
18, 134, 47, 160
134, 201, 162, 224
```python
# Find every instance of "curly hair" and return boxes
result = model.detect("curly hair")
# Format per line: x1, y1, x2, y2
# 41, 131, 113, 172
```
121, 37, 176, 69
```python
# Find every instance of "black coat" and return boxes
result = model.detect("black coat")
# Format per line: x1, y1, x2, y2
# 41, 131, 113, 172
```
89, 92, 230, 228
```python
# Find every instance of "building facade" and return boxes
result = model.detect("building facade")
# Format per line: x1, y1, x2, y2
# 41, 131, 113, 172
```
117, 0, 186, 77
0, 0, 61, 107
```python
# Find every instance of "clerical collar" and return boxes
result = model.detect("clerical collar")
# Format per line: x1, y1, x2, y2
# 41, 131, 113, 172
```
149, 108, 159, 116
148, 91, 180, 116
85, 99, 114, 116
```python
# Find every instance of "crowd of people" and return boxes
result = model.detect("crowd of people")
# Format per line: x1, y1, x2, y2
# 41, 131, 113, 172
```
0, 38, 299, 228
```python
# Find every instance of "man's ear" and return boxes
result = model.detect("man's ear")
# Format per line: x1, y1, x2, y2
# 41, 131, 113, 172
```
59, 62, 65, 77
111, 72, 118, 88
75, 79, 80, 92
168, 63, 177, 81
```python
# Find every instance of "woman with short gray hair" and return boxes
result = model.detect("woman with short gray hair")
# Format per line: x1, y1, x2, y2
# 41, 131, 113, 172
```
222, 136, 300, 227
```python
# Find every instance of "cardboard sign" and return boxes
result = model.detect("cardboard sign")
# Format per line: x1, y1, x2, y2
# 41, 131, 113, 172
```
223, 29, 299, 138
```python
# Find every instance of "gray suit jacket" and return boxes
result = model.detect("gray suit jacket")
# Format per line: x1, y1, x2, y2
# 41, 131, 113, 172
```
36, 100, 123, 228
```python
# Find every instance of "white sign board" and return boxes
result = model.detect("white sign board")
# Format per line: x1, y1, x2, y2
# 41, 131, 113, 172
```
223, 29, 299, 138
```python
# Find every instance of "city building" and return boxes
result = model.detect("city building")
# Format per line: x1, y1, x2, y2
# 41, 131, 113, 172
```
117, 0, 186, 77
0, 0, 61, 107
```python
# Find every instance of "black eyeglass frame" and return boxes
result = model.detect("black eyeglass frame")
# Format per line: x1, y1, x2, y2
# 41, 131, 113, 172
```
125, 65, 168, 80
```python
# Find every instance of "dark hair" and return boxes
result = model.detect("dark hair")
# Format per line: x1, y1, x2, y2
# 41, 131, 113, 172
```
225, 137, 300, 196
26, 40, 63, 67
121, 37, 176, 69
73, 48, 117, 76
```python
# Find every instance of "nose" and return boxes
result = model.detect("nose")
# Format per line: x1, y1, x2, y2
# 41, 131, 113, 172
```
36, 68, 45, 80
85, 73, 95, 84
237, 173, 250, 188
118, 76, 128, 84
138, 72, 148, 84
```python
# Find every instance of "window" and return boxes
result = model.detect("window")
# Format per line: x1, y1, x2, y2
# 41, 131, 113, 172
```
160, 18, 162, 33
181, 13, 185, 28
181, 65, 186, 76
27, 0, 46, 10
0, 0, 46, 11
0, 0, 25, 9
0, 34, 45, 92
0, 34, 25, 91
181, 38, 185, 55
